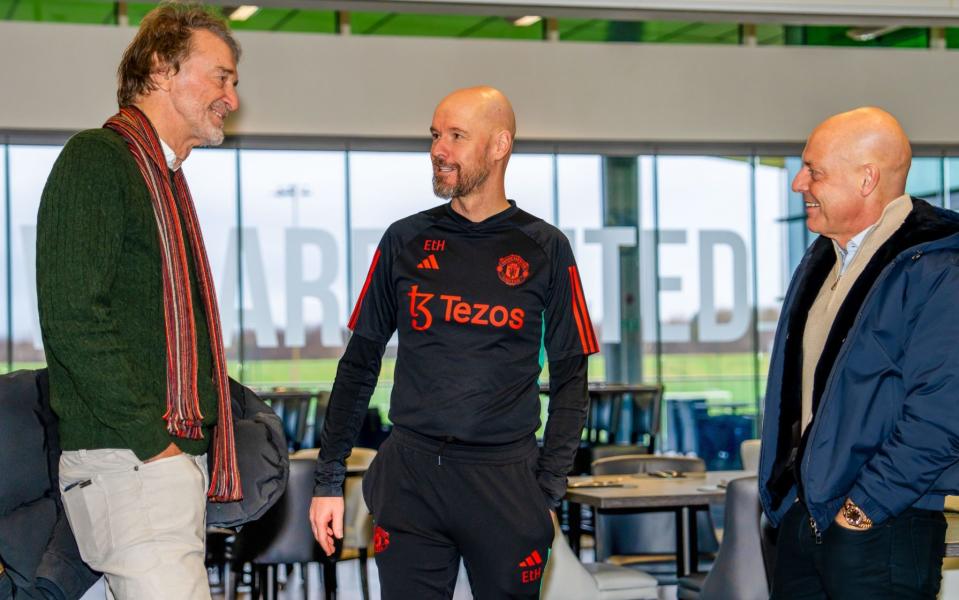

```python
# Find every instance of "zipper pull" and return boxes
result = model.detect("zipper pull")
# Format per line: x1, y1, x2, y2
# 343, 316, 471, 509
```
809, 516, 823, 545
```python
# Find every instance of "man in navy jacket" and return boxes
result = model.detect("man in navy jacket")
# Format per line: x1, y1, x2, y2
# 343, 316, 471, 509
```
759, 107, 959, 599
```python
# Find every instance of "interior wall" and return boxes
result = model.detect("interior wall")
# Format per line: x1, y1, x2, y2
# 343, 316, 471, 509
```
2, 21, 959, 145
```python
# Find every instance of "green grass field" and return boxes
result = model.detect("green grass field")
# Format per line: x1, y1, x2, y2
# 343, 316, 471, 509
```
234, 352, 769, 418
11, 352, 769, 428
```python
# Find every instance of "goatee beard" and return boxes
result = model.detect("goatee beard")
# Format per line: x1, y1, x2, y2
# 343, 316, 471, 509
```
432, 165, 490, 200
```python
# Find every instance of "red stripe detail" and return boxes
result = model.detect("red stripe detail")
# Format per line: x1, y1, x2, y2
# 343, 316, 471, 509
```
572, 267, 599, 353
349, 249, 382, 330
429, 254, 439, 269
568, 266, 599, 354
531, 550, 543, 564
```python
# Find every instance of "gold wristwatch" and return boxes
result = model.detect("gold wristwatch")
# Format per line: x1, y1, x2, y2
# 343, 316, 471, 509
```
841, 498, 873, 529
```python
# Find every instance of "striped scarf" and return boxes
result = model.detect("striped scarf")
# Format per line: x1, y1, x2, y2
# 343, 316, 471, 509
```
105, 106, 242, 502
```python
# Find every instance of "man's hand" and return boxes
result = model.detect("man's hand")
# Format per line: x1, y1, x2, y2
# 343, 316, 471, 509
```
310, 496, 344, 556
144, 442, 181, 463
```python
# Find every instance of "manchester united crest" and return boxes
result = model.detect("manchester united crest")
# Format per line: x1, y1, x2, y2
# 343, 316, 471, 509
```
497, 254, 530, 286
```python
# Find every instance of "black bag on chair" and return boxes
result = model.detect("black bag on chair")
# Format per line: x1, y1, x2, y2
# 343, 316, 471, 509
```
0, 369, 100, 600
206, 379, 289, 528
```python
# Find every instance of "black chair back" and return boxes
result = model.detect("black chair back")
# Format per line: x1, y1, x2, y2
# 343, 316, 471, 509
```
261, 392, 313, 452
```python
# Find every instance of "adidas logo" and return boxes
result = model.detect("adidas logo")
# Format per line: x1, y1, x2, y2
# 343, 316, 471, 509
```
417, 254, 440, 270
518, 550, 544, 583
518, 550, 543, 568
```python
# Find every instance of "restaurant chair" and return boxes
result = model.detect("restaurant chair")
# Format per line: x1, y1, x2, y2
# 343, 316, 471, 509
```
263, 392, 314, 452
676, 476, 766, 600
584, 385, 663, 448
590, 455, 719, 582
759, 512, 777, 589
739, 439, 760, 472
590, 444, 651, 463
293, 447, 377, 600
230, 457, 337, 599
541, 513, 658, 600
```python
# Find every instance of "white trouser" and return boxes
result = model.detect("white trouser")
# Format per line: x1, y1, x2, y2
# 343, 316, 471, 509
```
59, 449, 211, 600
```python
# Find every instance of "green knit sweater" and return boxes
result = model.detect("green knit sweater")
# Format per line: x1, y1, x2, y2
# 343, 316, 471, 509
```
37, 128, 217, 461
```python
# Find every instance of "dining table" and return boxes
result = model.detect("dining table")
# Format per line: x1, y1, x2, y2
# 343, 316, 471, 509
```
565, 469, 752, 578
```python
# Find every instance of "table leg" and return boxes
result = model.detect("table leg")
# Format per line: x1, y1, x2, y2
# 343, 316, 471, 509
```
688, 506, 700, 574
675, 506, 694, 578
568, 501, 582, 557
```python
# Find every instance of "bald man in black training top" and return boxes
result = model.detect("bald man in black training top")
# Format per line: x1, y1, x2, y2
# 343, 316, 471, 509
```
309, 86, 598, 599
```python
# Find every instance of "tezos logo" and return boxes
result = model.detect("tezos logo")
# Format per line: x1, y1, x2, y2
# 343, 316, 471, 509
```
407, 285, 524, 331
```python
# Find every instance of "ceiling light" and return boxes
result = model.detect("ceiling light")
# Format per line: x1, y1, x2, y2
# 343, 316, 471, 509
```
846, 25, 900, 42
229, 6, 260, 22
513, 16, 542, 27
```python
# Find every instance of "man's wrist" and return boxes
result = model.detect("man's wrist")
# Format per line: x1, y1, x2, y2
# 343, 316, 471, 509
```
312, 484, 344, 497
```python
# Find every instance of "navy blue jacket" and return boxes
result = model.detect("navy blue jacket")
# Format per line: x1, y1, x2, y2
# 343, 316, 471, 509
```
759, 198, 959, 534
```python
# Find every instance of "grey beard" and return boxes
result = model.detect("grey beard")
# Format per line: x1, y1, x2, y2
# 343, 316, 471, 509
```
432, 168, 489, 200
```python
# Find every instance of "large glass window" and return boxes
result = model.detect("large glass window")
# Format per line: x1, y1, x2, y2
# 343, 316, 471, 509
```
0, 146, 7, 371
754, 158, 793, 405
654, 155, 756, 468
180, 149, 240, 376
237, 150, 348, 389
948, 158, 959, 209
9, 145, 59, 369
907, 157, 944, 206
557, 155, 605, 379
507, 154, 555, 222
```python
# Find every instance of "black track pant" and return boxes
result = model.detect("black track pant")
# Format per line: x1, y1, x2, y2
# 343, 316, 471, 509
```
362, 427, 554, 599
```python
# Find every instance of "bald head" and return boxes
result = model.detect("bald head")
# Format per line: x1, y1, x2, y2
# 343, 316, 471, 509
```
436, 86, 516, 139
810, 107, 912, 196
794, 107, 913, 247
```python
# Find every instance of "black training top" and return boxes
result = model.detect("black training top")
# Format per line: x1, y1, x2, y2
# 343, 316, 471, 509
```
350, 200, 598, 442
314, 200, 597, 503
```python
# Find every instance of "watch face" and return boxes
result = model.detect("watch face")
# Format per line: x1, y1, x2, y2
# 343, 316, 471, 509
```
845, 507, 862, 525
843, 502, 871, 528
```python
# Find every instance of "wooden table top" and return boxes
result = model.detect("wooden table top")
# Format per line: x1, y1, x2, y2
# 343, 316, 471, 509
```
565, 470, 753, 509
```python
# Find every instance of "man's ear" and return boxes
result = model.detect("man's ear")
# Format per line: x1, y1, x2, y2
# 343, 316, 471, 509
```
492, 130, 513, 161
150, 53, 174, 92
861, 163, 880, 197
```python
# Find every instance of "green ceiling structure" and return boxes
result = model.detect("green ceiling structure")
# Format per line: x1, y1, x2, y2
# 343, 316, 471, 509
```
0, 0, 952, 48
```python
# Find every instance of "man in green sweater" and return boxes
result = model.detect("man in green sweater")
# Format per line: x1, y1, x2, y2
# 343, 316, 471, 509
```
36, 4, 242, 598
